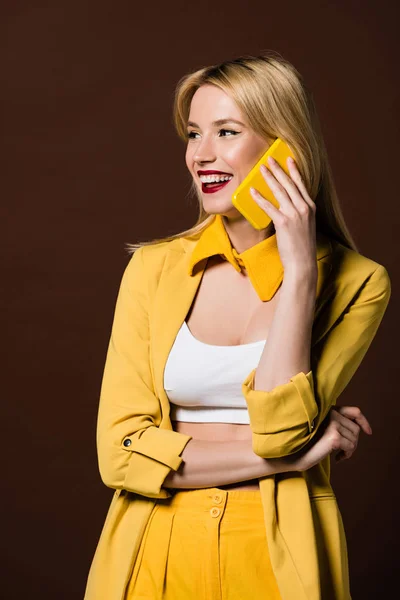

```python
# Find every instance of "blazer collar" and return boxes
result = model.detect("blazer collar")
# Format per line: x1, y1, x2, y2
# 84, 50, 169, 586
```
187, 214, 332, 302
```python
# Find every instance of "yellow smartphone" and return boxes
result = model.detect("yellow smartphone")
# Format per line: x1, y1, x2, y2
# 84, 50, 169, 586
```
231, 138, 296, 230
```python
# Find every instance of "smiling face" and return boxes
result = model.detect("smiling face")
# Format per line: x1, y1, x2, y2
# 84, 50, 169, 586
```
185, 84, 274, 219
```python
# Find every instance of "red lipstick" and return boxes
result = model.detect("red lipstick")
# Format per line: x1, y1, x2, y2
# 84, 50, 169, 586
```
197, 170, 233, 176
198, 170, 233, 194
201, 180, 232, 194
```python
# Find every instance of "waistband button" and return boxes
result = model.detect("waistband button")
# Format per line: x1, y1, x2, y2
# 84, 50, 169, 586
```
210, 507, 221, 518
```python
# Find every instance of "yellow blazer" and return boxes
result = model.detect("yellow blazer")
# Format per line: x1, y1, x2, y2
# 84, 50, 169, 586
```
84, 229, 391, 600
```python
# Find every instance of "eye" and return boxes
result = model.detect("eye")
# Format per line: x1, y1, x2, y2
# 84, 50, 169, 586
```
186, 128, 239, 140
218, 129, 239, 137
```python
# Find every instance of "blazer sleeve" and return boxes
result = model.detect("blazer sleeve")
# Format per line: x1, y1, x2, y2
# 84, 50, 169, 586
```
96, 246, 193, 499
241, 264, 391, 459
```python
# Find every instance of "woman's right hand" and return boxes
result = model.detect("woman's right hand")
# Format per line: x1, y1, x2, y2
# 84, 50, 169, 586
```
287, 405, 373, 472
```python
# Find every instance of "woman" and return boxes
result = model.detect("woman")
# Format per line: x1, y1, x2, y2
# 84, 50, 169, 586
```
84, 53, 391, 600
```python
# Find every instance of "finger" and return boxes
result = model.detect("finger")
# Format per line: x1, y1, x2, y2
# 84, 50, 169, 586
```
327, 424, 355, 462
335, 433, 355, 457
259, 162, 298, 216
332, 430, 356, 461
337, 424, 359, 452
331, 409, 361, 437
250, 186, 283, 223
263, 156, 310, 214
329, 410, 359, 446
286, 157, 316, 210
334, 405, 372, 434
331, 421, 358, 450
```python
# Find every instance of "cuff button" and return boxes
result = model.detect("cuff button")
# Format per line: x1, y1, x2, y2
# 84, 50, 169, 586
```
123, 438, 132, 447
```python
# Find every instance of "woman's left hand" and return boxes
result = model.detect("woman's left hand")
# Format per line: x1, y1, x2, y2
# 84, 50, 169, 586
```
329, 405, 373, 463
250, 156, 317, 276
286, 404, 373, 473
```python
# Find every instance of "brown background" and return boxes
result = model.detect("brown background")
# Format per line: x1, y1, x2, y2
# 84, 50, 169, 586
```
2, 1, 398, 598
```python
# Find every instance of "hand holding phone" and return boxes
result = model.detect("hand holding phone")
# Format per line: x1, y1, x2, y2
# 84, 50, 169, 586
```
231, 138, 295, 230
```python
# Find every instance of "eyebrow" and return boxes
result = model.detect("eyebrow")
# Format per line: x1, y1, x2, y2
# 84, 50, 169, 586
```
186, 118, 246, 128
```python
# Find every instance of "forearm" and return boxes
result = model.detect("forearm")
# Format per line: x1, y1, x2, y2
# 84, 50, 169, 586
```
254, 269, 317, 391
163, 438, 289, 489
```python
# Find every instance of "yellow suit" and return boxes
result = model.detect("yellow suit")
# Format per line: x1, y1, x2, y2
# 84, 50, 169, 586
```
84, 222, 391, 600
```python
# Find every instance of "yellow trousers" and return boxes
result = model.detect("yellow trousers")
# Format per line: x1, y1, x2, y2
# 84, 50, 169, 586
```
126, 487, 282, 600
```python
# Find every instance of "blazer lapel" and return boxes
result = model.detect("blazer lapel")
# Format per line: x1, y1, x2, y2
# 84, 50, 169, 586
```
151, 234, 334, 406
151, 246, 205, 410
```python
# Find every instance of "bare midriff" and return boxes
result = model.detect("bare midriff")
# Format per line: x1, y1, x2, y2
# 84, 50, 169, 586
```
172, 420, 260, 491
169, 252, 282, 493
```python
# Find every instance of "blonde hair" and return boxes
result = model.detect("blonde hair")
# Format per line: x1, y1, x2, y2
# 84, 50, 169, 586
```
125, 51, 358, 255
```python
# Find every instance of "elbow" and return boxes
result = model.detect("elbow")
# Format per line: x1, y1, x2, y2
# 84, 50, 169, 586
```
98, 458, 172, 499
97, 442, 126, 491
99, 470, 121, 492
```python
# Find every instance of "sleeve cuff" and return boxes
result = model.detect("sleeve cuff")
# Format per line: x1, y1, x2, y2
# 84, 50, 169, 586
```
122, 426, 193, 498
242, 369, 318, 435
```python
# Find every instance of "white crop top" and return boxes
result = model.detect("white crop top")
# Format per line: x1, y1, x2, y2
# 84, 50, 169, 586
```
163, 320, 266, 424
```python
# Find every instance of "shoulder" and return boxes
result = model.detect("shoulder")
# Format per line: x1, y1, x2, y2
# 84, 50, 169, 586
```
136, 237, 185, 268
330, 237, 391, 292
124, 237, 186, 286
322, 237, 391, 319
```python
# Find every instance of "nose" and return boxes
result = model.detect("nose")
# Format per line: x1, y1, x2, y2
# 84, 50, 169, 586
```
192, 134, 217, 164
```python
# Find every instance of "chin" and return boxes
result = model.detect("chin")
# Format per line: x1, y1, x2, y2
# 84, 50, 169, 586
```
202, 200, 243, 220
202, 194, 233, 211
